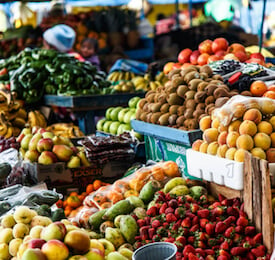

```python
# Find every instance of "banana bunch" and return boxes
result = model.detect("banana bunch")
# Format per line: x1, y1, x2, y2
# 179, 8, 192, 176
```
46, 123, 84, 138
107, 71, 136, 82
245, 45, 274, 58
27, 111, 47, 129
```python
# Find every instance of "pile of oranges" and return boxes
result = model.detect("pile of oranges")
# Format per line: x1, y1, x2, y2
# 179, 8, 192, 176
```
250, 80, 275, 99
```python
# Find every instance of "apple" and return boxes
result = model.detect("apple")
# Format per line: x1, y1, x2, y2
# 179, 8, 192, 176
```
118, 108, 130, 123
14, 206, 33, 224
0, 228, 13, 243
128, 97, 141, 109
98, 239, 115, 256
28, 239, 46, 249
110, 107, 123, 121
118, 247, 133, 259
178, 48, 192, 64
28, 133, 43, 151
16, 128, 32, 143
215, 50, 226, 58
38, 151, 58, 165
0, 243, 10, 259
103, 121, 113, 133
190, 50, 200, 65
40, 222, 66, 241
212, 37, 228, 53
13, 223, 29, 239
250, 52, 265, 61
109, 122, 121, 135
197, 53, 210, 66
245, 58, 265, 65
198, 39, 213, 54
22, 248, 47, 260
67, 156, 81, 168
20, 133, 33, 150
123, 110, 136, 124
9, 238, 23, 257
64, 224, 79, 233
1, 214, 16, 228
24, 150, 40, 162
118, 243, 134, 251
68, 256, 88, 260
30, 225, 44, 238
41, 240, 69, 260
31, 216, 52, 228
227, 43, 245, 53
172, 62, 182, 69
223, 53, 239, 61
52, 144, 73, 162
163, 62, 175, 74
85, 248, 104, 260
42, 131, 55, 139
90, 239, 105, 254
24, 235, 33, 243
64, 230, 90, 255
106, 252, 128, 260
37, 128, 47, 134
207, 55, 221, 64
96, 118, 107, 131
105, 107, 114, 120
117, 124, 127, 135
234, 51, 248, 62
30, 209, 38, 218
37, 138, 54, 152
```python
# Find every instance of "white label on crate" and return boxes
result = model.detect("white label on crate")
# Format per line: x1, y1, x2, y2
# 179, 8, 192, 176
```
166, 143, 186, 155
225, 163, 234, 178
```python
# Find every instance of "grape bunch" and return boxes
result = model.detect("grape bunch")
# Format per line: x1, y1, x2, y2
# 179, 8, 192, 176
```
213, 60, 242, 75
0, 136, 20, 153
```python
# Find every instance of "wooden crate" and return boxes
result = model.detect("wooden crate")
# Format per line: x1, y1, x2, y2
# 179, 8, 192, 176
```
208, 152, 274, 254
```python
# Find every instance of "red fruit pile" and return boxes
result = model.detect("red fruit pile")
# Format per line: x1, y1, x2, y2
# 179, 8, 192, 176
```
133, 192, 270, 260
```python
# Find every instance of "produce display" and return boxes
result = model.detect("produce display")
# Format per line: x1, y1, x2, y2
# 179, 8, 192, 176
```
96, 96, 141, 136
192, 95, 275, 163
46, 123, 84, 139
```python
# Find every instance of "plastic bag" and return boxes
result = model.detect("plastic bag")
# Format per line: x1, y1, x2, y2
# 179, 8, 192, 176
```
109, 59, 148, 75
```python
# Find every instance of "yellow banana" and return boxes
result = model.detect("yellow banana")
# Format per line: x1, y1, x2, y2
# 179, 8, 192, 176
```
27, 111, 38, 127
4, 126, 13, 138
11, 117, 26, 129
149, 82, 158, 91
16, 108, 27, 120
11, 127, 21, 137
34, 111, 47, 128
0, 124, 7, 136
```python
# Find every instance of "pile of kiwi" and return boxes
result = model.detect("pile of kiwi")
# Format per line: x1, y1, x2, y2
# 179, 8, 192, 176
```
136, 65, 252, 130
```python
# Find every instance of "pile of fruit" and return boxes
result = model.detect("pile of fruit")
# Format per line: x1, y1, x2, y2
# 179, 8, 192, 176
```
96, 96, 141, 137
17, 127, 90, 168
46, 123, 84, 139
192, 95, 275, 163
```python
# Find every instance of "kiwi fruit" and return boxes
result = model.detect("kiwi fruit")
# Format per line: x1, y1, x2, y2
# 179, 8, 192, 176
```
180, 67, 198, 78
215, 97, 230, 108
171, 76, 185, 88
167, 93, 183, 106
158, 113, 170, 126
184, 90, 196, 100
240, 90, 253, 96
184, 108, 194, 119
151, 103, 162, 113
193, 109, 204, 119
179, 126, 188, 131
137, 99, 147, 109
176, 115, 185, 127
185, 99, 197, 110
140, 112, 148, 121
188, 79, 203, 91
168, 114, 178, 126
160, 103, 170, 113
199, 72, 209, 80
199, 65, 213, 77
212, 74, 223, 81
145, 90, 156, 98
184, 71, 200, 83
205, 84, 218, 96
209, 79, 223, 85
177, 106, 186, 116
197, 82, 209, 91
194, 91, 207, 103
169, 105, 180, 114
136, 108, 142, 120
146, 112, 153, 123
164, 80, 172, 89
157, 93, 168, 104
199, 113, 208, 121
146, 93, 156, 103
153, 93, 160, 103
176, 85, 189, 98
168, 69, 181, 80
166, 85, 178, 94
150, 112, 162, 124
184, 119, 199, 130
143, 103, 150, 112
205, 104, 215, 115
205, 95, 215, 105
196, 103, 206, 111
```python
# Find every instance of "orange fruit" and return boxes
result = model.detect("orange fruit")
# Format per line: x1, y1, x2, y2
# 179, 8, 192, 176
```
93, 179, 102, 191
268, 85, 275, 92
67, 195, 81, 208
151, 166, 165, 181
161, 161, 181, 177
250, 81, 268, 97
263, 90, 275, 99
86, 184, 94, 194
70, 191, 78, 197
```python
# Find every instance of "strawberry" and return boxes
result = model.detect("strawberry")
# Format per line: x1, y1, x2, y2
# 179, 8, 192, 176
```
215, 222, 227, 234
220, 240, 230, 250
166, 213, 177, 223
146, 206, 158, 217
194, 240, 206, 249
195, 231, 208, 241
199, 194, 208, 204
148, 228, 155, 239
159, 203, 168, 214
181, 217, 191, 228
210, 201, 221, 208
137, 219, 146, 228
218, 249, 231, 258
207, 238, 217, 247
135, 235, 141, 241
217, 256, 229, 260
205, 223, 215, 235
236, 216, 249, 227
180, 227, 189, 237
217, 236, 225, 244
144, 216, 151, 225
212, 206, 224, 216
205, 256, 215, 260
224, 226, 235, 238
171, 220, 181, 232
185, 194, 195, 203
233, 197, 241, 207
197, 209, 210, 218
177, 196, 186, 205
185, 202, 191, 209
165, 193, 172, 201
188, 252, 199, 260
186, 212, 196, 218
155, 191, 166, 202
152, 234, 161, 242
157, 226, 167, 236
151, 219, 161, 229
165, 207, 174, 214
199, 218, 209, 228
230, 247, 248, 256
239, 209, 247, 217
140, 226, 150, 240
163, 222, 169, 229
223, 216, 236, 227
204, 249, 215, 255
168, 199, 178, 208
251, 245, 266, 257
221, 198, 234, 207
218, 194, 226, 202
244, 236, 256, 247
246, 252, 256, 260
253, 233, 263, 244
195, 248, 205, 257
175, 207, 185, 218
164, 237, 175, 243
188, 236, 195, 244
244, 226, 256, 236
190, 224, 199, 233
226, 206, 239, 218
175, 252, 182, 260
235, 225, 244, 234
233, 233, 242, 244
190, 203, 200, 213
182, 244, 196, 256
192, 216, 199, 226
176, 235, 186, 247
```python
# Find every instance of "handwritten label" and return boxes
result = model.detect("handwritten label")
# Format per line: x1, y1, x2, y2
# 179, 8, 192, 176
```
225, 163, 234, 178
71, 167, 102, 178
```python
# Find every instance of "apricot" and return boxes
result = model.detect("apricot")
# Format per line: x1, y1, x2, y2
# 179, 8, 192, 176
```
253, 132, 271, 150
251, 147, 266, 160
192, 139, 204, 151
218, 123, 228, 132
232, 103, 246, 118
266, 148, 275, 163
243, 108, 262, 124
206, 141, 219, 155
202, 128, 219, 144
246, 100, 260, 110
225, 147, 237, 160
270, 132, 275, 147
217, 131, 228, 146
211, 118, 220, 129
199, 116, 212, 131
199, 141, 209, 153
257, 121, 273, 135
239, 120, 257, 136
260, 99, 275, 114
226, 131, 240, 148
228, 120, 242, 132
234, 148, 247, 162
269, 116, 275, 130
217, 144, 228, 158
236, 134, 254, 150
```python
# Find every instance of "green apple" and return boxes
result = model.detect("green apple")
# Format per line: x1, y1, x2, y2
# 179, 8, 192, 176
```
96, 118, 107, 131
117, 124, 126, 135
133, 131, 143, 141
128, 97, 141, 108
118, 108, 129, 123
106, 252, 128, 260
103, 121, 113, 133
85, 248, 104, 260
118, 247, 133, 259
110, 107, 123, 121
105, 107, 114, 120
109, 122, 121, 135
40, 222, 66, 241
123, 110, 136, 124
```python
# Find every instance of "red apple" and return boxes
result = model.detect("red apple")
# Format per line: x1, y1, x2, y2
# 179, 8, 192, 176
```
234, 51, 249, 62
41, 240, 69, 260
178, 48, 192, 64
21, 248, 46, 260
181, 63, 192, 68
28, 239, 46, 249
250, 52, 265, 61
212, 37, 229, 53
38, 151, 58, 165
223, 53, 239, 61
37, 138, 54, 153
197, 53, 210, 66
198, 39, 213, 54
207, 55, 221, 64
172, 62, 182, 70
40, 222, 67, 241
215, 50, 226, 58
190, 50, 200, 65
163, 62, 175, 74
245, 58, 265, 66
227, 43, 245, 54
85, 248, 105, 260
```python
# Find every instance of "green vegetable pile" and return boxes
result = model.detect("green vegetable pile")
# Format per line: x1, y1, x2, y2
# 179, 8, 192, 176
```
0, 48, 112, 103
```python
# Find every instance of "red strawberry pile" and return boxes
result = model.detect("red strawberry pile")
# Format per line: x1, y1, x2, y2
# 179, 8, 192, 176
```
133, 191, 270, 260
